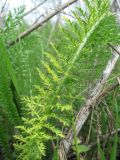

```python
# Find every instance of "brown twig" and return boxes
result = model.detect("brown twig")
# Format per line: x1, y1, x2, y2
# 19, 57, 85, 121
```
49, 8, 76, 19
97, 81, 119, 100
7, 0, 78, 47
32, 14, 44, 25
22, 0, 47, 18
0, 0, 8, 15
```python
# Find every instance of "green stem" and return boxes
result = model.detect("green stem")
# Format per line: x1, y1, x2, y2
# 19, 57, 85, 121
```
72, 116, 79, 160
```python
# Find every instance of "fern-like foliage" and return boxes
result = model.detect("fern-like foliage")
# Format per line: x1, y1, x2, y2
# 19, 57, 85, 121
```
14, 95, 72, 160
0, 39, 20, 159
0, 8, 24, 158
14, 0, 120, 159
2, 6, 25, 43
9, 23, 54, 97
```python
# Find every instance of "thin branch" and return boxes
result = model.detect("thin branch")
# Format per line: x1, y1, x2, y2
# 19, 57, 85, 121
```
108, 43, 120, 55
22, 0, 47, 18
97, 80, 119, 100
89, 128, 120, 149
7, 0, 78, 47
32, 14, 44, 25
49, 8, 76, 19
0, 0, 8, 15
58, 46, 120, 160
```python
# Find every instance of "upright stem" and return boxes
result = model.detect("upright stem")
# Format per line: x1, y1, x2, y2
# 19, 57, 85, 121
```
73, 117, 79, 160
